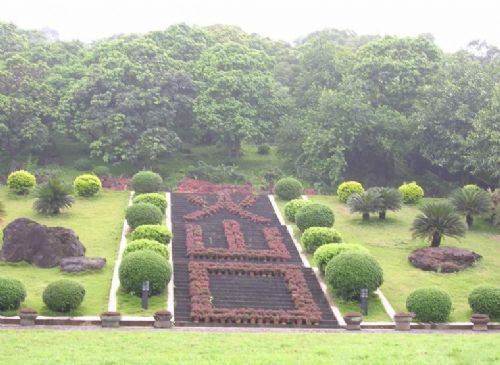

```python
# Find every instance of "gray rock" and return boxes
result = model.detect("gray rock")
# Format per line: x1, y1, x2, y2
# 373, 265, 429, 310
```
60, 256, 106, 272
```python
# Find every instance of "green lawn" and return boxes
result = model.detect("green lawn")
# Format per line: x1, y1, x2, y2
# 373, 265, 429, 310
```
0, 187, 129, 316
0, 330, 498, 365
307, 195, 500, 322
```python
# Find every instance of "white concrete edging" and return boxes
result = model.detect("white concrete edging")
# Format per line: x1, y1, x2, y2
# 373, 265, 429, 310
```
166, 192, 175, 320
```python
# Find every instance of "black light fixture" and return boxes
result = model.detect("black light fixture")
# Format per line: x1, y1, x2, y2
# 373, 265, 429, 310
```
360, 288, 368, 315
142, 280, 150, 309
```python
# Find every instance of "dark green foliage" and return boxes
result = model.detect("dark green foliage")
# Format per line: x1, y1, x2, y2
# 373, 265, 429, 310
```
124, 239, 169, 259
399, 182, 424, 204
33, 177, 75, 215
257, 144, 271, 155
300, 227, 342, 253
347, 190, 382, 220
74, 158, 93, 171
337, 181, 364, 203
406, 288, 452, 322
7, 170, 36, 195
119, 250, 172, 296
131, 171, 163, 194
325, 252, 383, 300
93, 166, 111, 177
369, 187, 403, 219
126, 203, 163, 229
42, 280, 85, 312
273, 177, 303, 200
450, 187, 492, 227
411, 201, 467, 247
295, 203, 335, 232
133, 193, 167, 212
129, 225, 172, 245
73, 174, 101, 197
313, 243, 369, 274
0, 277, 26, 311
185, 161, 245, 183
283, 199, 311, 222
468, 286, 500, 319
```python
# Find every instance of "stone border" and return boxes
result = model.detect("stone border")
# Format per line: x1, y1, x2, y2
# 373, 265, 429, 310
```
166, 192, 175, 320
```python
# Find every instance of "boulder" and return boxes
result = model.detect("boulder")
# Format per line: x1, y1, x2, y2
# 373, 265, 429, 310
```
60, 256, 106, 272
1, 218, 85, 268
409, 246, 481, 273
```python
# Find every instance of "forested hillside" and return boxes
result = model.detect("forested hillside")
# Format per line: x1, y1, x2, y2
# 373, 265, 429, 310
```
0, 22, 498, 191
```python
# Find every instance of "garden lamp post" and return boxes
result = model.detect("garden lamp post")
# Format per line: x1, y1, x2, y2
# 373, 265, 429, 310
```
360, 288, 368, 315
142, 281, 150, 309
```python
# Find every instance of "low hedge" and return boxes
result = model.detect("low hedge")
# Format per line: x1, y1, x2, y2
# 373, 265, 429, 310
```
42, 280, 85, 312
73, 174, 102, 197
314, 243, 369, 274
406, 288, 452, 322
124, 239, 169, 259
273, 177, 303, 201
133, 193, 167, 212
468, 286, 500, 319
300, 227, 342, 254
337, 181, 364, 203
7, 170, 36, 195
0, 277, 26, 311
132, 171, 163, 194
284, 199, 311, 222
126, 203, 163, 229
129, 225, 172, 245
295, 204, 335, 232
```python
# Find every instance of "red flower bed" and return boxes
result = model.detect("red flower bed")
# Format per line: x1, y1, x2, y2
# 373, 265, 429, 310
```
177, 178, 253, 194
188, 262, 322, 325
185, 220, 290, 261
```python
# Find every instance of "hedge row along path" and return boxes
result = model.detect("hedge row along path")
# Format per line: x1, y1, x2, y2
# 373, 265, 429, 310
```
171, 193, 338, 327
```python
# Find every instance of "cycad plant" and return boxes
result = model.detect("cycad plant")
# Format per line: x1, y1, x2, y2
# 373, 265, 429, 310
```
449, 187, 492, 228
368, 187, 403, 219
411, 201, 466, 247
347, 190, 383, 220
33, 177, 75, 215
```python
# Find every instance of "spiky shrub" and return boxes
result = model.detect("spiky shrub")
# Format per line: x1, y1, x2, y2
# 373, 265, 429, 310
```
325, 252, 383, 300
368, 187, 403, 219
406, 288, 452, 322
126, 203, 163, 229
295, 203, 335, 232
129, 225, 172, 245
131, 171, 163, 194
33, 177, 75, 215
468, 286, 500, 319
0, 277, 26, 311
398, 182, 424, 204
411, 201, 466, 247
133, 193, 167, 212
347, 190, 382, 220
284, 199, 311, 222
119, 251, 172, 296
273, 177, 303, 200
314, 243, 369, 274
449, 187, 492, 228
42, 280, 85, 312
337, 181, 364, 203
7, 170, 36, 195
73, 174, 102, 197
124, 239, 169, 259
301, 227, 342, 254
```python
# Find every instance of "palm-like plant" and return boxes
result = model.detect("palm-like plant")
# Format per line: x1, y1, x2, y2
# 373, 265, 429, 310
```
449, 187, 492, 228
368, 187, 403, 219
347, 190, 383, 220
33, 177, 75, 215
411, 201, 466, 247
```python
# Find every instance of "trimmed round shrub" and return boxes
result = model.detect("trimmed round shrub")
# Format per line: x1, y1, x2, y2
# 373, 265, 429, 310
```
295, 204, 335, 232
133, 193, 167, 212
284, 199, 311, 222
314, 243, 369, 274
406, 288, 452, 322
7, 170, 36, 195
93, 165, 111, 177
468, 286, 500, 319
463, 184, 481, 191
42, 280, 85, 312
73, 174, 102, 197
119, 250, 172, 296
301, 227, 342, 254
325, 252, 383, 300
124, 239, 169, 259
74, 158, 93, 171
273, 177, 303, 201
337, 181, 364, 203
126, 203, 162, 229
132, 171, 163, 194
399, 182, 424, 204
129, 225, 172, 245
0, 277, 26, 311
257, 144, 271, 155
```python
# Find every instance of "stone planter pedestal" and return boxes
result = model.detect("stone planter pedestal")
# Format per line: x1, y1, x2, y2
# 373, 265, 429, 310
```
471, 314, 489, 331
344, 313, 362, 331
19, 309, 38, 326
393, 312, 415, 331
154, 310, 173, 328
100, 312, 121, 328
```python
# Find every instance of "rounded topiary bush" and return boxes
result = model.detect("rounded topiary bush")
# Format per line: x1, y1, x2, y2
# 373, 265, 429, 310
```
119, 250, 172, 296
337, 181, 364, 203
257, 144, 271, 155
314, 243, 369, 274
124, 239, 169, 259
74, 158, 93, 171
273, 177, 303, 201
133, 193, 167, 212
132, 171, 163, 194
129, 225, 172, 245
325, 252, 383, 300
0, 277, 26, 311
468, 286, 500, 319
73, 174, 102, 197
406, 288, 452, 322
284, 199, 311, 222
126, 203, 162, 229
42, 280, 85, 312
295, 204, 335, 232
301, 227, 342, 254
7, 170, 36, 195
399, 182, 424, 204
93, 165, 111, 177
